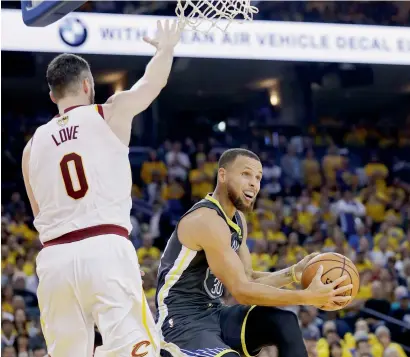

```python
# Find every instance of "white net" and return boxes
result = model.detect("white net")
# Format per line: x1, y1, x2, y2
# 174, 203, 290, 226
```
175, 0, 259, 33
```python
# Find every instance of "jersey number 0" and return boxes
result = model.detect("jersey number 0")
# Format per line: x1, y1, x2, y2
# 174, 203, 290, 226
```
60, 153, 89, 199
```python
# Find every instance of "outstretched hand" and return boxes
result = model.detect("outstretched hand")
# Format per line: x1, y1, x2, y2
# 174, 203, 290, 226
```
143, 19, 182, 51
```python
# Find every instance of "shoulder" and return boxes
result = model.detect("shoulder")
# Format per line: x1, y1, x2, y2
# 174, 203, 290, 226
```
178, 207, 230, 250
180, 207, 226, 230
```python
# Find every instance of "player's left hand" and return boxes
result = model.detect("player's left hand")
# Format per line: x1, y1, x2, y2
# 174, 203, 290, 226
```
143, 19, 181, 51
293, 252, 320, 282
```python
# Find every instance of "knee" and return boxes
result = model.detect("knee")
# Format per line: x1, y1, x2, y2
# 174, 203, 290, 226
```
252, 307, 301, 343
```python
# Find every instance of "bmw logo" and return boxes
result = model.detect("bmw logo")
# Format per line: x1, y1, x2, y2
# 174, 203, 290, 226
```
59, 18, 87, 47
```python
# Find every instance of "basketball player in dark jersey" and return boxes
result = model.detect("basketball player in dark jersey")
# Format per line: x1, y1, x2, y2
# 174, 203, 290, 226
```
156, 148, 352, 357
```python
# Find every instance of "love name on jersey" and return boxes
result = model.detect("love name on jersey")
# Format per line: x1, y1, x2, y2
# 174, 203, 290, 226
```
52, 126, 79, 146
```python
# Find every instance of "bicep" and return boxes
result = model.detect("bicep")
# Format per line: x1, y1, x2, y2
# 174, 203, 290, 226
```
203, 239, 249, 293
180, 212, 249, 293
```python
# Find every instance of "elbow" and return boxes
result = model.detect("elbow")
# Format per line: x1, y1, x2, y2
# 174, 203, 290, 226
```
230, 283, 254, 305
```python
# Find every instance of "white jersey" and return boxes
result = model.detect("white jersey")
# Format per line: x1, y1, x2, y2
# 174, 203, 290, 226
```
29, 105, 132, 243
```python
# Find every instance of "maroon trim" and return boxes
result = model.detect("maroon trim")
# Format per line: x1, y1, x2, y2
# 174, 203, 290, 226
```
64, 105, 85, 113
43, 224, 129, 247
96, 104, 104, 119
54, 105, 86, 118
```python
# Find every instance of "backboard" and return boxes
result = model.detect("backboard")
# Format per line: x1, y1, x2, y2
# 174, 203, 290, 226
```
21, 0, 86, 27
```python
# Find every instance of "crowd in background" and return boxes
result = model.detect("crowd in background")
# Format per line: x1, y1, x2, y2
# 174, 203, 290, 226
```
2, 116, 410, 357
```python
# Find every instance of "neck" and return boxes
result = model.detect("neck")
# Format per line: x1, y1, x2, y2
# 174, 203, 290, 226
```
212, 185, 236, 219
57, 96, 89, 114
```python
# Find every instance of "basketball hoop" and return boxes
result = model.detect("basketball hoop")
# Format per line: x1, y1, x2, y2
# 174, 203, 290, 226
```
175, 0, 259, 33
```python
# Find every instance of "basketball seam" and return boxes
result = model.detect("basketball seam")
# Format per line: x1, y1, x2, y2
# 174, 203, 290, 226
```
304, 259, 359, 279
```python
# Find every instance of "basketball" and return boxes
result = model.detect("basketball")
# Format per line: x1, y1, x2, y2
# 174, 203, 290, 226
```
301, 253, 360, 311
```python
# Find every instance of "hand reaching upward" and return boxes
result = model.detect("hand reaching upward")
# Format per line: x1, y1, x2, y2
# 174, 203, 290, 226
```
143, 19, 182, 51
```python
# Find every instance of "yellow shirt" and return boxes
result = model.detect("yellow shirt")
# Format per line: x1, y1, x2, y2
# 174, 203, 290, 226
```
364, 163, 388, 192
317, 338, 353, 357
356, 259, 374, 273
162, 182, 185, 200
323, 155, 342, 184
302, 158, 322, 188
365, 201, 386, 223
251, 253, 272, 271
137, 247, 161, 261
144, 288, 156, 299
248, 230, 264, 240
8, 222, 37, 241
2, 302, 13, 314
344, 333, 380, 357
374, 228, 403, 250
267, 231, 287, 242
204, 162, 218, 178
356, 283, 372, 299
189, 169, 214, 199
140, 161, 167, 184
297, 211, 314, 234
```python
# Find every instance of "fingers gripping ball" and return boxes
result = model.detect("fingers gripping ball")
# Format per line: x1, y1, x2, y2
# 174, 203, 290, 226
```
301, 253, 360, 311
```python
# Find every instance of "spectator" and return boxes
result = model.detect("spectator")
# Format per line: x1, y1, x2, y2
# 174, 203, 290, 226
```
15, 333, 30, 357
375, 326, 407, 357
32, 347, 47, 357
137, 232, 161, 266
322, 145, 343, 188
302, 149, 322, 190
2, 345, 17, 357
332, 190, 366, 236
303, 329, 319, 357
363, 281, 391, 319
260, 152, 282, 196
364, 154, 389, 193
299, 307, 321, 341
353, 331, 373, 357
165, 141, 191, 181
189, 153, 214, 201
281, 144, 302, 196
2, 319, 16, 348
140, 149, 167, 185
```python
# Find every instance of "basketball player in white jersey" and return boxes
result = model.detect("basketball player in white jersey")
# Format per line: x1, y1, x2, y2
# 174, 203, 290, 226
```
21, 20, 180, 357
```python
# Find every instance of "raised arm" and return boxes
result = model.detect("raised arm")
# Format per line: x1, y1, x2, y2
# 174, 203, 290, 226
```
22, 141, 39, 218
178, 208, 352, 308
102, 20, 181, 146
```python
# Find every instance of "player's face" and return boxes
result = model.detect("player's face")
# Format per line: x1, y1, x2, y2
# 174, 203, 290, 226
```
225, 156, 262, 212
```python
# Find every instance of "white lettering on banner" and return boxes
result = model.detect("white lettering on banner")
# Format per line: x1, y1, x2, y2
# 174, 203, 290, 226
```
2, 9, 410, 65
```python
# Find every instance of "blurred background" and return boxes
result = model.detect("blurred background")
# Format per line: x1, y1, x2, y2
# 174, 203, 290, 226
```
1, 1, 410, 357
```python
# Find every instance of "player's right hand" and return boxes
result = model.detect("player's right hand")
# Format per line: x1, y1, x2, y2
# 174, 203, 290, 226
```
304, 265, 353, 308
143, 20, 181, 51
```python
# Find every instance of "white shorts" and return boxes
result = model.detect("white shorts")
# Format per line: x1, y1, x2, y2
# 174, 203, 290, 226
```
36, 234, 160, 357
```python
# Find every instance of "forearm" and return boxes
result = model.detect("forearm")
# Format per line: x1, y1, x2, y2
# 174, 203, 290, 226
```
234, 280, 308, 307
132, 48, 174, 90
252, 267, 296, 288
